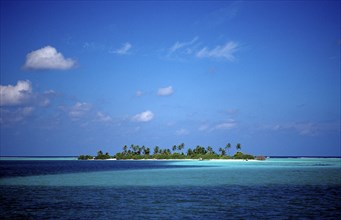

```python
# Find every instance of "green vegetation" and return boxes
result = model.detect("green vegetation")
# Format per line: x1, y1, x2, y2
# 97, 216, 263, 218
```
78, 150, 112, 160
78, 155, 94, 160
94, 150, 111, 160
78, 143, 257, 160
233, 152, 255, 160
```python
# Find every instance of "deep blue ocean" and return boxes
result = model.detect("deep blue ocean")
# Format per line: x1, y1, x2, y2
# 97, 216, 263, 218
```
1, 157, 341, 219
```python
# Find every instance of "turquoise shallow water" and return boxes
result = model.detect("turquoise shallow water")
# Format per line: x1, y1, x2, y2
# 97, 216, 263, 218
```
1, 158, 340, 186
1, 158, 340, 219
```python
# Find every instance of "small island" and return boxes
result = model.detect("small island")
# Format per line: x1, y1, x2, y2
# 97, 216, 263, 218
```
79, 143, 265, 161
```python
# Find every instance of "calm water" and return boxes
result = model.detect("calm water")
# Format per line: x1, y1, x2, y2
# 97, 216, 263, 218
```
1, 157, 340, 219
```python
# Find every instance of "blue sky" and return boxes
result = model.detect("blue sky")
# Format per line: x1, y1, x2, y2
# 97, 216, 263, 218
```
1, 1, 340, 156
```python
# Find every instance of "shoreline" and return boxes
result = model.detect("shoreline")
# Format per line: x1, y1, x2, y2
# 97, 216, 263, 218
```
3, 156, 340, 162
94, 158, 258, 162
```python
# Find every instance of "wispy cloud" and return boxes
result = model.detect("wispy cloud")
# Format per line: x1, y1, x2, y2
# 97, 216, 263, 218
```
132, 110, 154, 122
135, 90, 143, 97
59, 101, 117, 125
196, 41, 239, 61
0, 80, 32, 106
112, 42, 132, 55
199, 119, 237, 132
215, 121, 237, 130
226, 108, 240, 115
198, 124, 210, 132
176, 128, 190, 136
0, 80, 58, 125
212, 2, 240, 23
0, 81, 114, 126
169, 36, 198, 54
198, 1, 242, 29
157, 86, 174, 96
265, 122, 319, 136
67, 102, 92, 120
23, 46, 76, 70
167, 38, 239, 62
293, 123, 317, 136
95, 111, 112, 123
0, 107, 34, 125
83, 42, 105, 51
261, 121, 340, 136
39, 90, 57, 107
0, 80, 57, 108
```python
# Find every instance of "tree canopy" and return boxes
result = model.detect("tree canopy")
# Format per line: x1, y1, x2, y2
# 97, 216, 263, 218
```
79, 143, 257, 160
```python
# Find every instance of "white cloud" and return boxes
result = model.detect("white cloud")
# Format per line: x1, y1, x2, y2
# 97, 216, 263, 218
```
294, 123, 316, 136
43, 90, 56, 95
199, 120, 237, 132
38, 90, 57, 107
0, 80, 32, 106
60, 102, 116, 124
68, 102, 92, 120
0, 81, 58, 124
113, 42, 132, 55
96, 112, 112, 123
215, 120, 237, 130
132, 110, 154, 122
198, 124, 210, 131
157, 86, 174, 96
267, 122, 320, 136
169, 36, 198, 54
196, 41, 238, 61
83, 42, 105, 51
176, 128, 190, 136
24, 46, 75, 70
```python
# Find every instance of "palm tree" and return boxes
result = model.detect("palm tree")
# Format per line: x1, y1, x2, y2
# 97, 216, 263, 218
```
187, 148, 193, 156
225, 143, 231, 156
178, 143, 185, 151
172, 145, 177, 152
154, 146, 159, 155
219, 147, 226, 156
207, 146, 213, 154
136, 145, 141, 155
236, 143, 241, 152
194, 145, 206, 155
145, 147, 150, 155
123, 145, 128, 155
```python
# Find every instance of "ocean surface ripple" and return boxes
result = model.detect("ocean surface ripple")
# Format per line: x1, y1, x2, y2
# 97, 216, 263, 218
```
1, 158, 340, 219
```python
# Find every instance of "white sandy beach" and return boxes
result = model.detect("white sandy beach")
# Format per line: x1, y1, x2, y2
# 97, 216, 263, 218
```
103, 158, 258, 162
